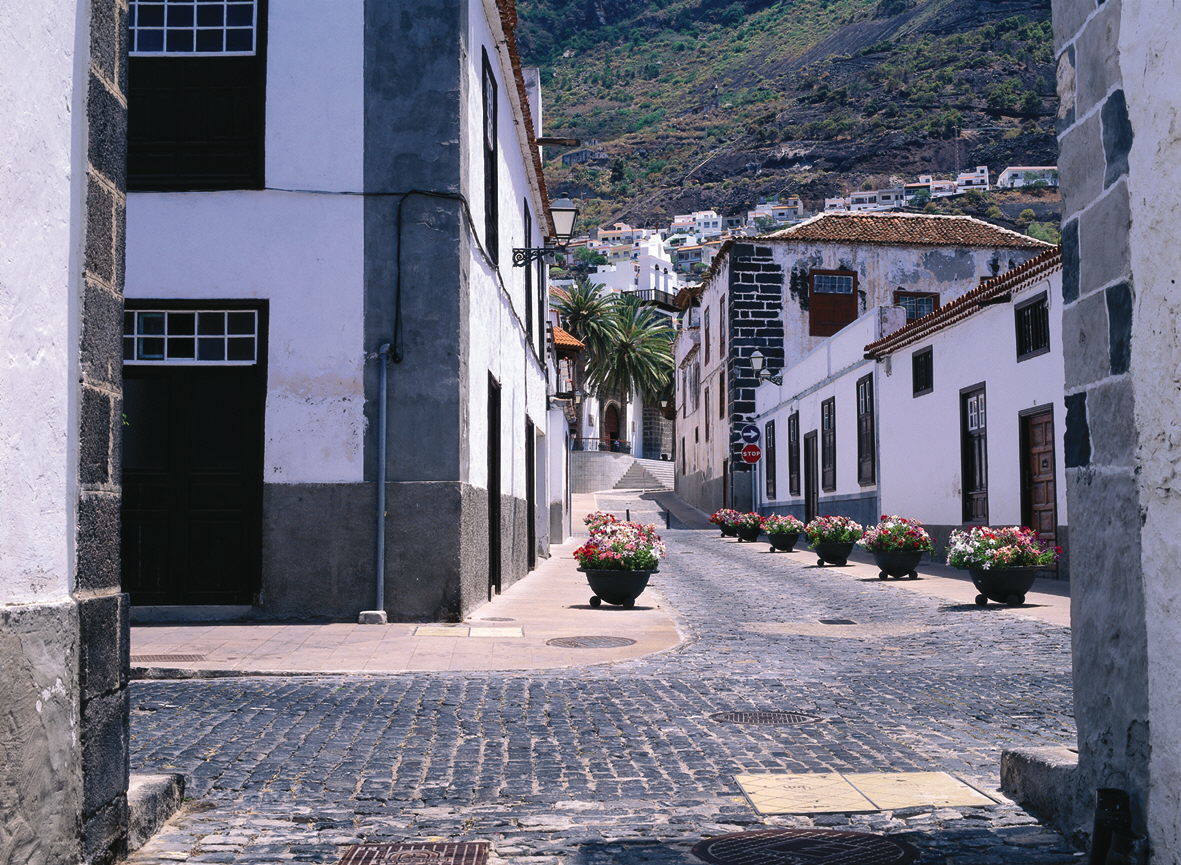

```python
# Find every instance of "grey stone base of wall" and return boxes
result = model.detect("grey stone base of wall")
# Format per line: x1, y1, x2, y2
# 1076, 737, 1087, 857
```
256, 482, 528, 622
674, 471, 724, 516
127, 773, 185, 853
570, 450, 635, 493
1001, 746, 1088, 849
761, 492, 879, 527
549, 501, 566, 544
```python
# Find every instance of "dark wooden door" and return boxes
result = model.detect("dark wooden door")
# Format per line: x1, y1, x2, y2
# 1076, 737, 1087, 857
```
1021, 409, 1057, 544
961, 387, 988, 523
604, 403, 621, 447
804, 431, 819, 523
525, 417, 536, 571
487, 375, 502, 598
122, 366, 263, 604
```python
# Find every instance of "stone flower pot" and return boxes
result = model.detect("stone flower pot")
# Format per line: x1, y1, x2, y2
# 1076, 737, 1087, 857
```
873, 549, 924, 580
970, 566, 1041, 607
581, 568, 654, 608
768, 532, 799, 553
735, 525, 762, 543
812, 540, 855, 567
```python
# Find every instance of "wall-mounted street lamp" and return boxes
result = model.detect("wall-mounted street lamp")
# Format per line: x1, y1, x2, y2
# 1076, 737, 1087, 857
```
749, 349, 782, 385
513, 198, 580, 267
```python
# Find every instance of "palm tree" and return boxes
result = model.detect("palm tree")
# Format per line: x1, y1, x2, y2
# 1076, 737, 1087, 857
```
553, 277, 620, 361
585, 300, 674, 402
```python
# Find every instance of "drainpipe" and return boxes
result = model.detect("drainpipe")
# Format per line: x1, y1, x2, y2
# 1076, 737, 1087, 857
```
359, 342, 393, 624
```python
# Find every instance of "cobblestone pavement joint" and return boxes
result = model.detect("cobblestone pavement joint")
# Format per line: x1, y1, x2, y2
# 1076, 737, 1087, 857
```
127, 490, 1079, 864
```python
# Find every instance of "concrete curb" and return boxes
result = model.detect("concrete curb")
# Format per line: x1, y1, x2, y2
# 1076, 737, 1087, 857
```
1000, 746, 1087, 849
127, 773, 186, 853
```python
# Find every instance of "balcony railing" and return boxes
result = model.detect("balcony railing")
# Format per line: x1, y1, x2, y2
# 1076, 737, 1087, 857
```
572, 436, 632, 454
623, 288, 678, 309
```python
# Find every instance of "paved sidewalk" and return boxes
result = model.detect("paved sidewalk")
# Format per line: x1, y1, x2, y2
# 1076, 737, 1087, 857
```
131, 512, 680, 677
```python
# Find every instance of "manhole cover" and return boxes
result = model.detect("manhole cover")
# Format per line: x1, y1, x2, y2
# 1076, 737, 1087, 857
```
337, 842, 489, 865
130, 654, 207, 663
545, 635, 637, 648
692, 829, 917, 865
819, 619, 857, 625
710, 711, 819, 726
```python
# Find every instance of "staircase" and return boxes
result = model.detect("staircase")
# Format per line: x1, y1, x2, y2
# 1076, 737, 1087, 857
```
614, 457, 675, 491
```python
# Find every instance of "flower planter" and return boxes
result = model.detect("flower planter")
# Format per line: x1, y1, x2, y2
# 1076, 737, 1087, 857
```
873, 549, 923, 580
581, 568, 654, 608
813, 541, 855, 566
969, 566, 1041, 607
768, 532, 799, 553
720, 525, 738, 538
735, 526, 762, 543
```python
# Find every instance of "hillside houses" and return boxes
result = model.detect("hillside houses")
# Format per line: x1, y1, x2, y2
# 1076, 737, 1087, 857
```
673, 212, 1052, 514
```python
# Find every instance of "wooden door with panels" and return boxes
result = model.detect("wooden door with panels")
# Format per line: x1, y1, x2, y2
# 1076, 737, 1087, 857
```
1020, 407, 1058, 548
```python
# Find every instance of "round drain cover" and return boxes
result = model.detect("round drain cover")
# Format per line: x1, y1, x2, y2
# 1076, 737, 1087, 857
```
546, 635, 637, 648
693, 829, 917, 865
710, 710, 819, 725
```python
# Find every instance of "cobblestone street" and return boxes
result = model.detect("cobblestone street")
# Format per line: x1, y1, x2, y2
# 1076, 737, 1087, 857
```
128, 492, 1079, 864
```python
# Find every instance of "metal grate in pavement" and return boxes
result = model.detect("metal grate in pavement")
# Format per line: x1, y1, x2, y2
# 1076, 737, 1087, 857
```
710, 710, 819, 726
337, 842, 489, 865
130, 654, 207, 663
692, 829, 917, 865
819, 618, 857, 625
545, 635, 637, 649
480, 617, 515, 622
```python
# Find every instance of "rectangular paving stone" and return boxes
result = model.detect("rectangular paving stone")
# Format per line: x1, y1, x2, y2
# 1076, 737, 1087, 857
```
844, 771, 996, 810
467, 627, 525, 638
735, 772, 875, 814
414, 626, 471, 637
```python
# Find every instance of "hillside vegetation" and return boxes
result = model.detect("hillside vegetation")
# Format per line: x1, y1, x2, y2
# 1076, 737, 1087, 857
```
517, 0, 1057, 228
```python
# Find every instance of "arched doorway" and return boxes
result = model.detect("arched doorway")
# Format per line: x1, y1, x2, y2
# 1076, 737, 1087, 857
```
603, 403, 621, 451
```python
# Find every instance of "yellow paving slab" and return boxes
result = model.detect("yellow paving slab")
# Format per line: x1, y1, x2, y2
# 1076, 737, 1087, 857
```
413, 626, 470, 637
735, 773, 875, 814
466, 627, 524, 638
845, 771, 996, 809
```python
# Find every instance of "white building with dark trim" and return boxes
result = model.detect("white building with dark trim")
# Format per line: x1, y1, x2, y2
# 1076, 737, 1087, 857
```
123, 0, 567, 621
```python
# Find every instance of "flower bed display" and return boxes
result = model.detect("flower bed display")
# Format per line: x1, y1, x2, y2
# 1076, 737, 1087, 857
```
732, 512, 764, 543
859, 515, 934, 580
709, 508, 741, 537
762, 514, 805, 552
804, 516, 864, 567
575, 514, 667, 608
946, 526, 1061, 606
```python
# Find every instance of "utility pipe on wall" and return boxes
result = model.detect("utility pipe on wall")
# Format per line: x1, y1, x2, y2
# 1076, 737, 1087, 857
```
375, 342, 392, 614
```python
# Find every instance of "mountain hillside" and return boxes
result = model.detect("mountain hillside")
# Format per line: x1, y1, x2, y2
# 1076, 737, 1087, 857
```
517, 0, 1057, 228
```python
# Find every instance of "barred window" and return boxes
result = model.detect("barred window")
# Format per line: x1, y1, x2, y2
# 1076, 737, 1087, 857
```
130, 0, 258, 55
1015, 293, 1050, 360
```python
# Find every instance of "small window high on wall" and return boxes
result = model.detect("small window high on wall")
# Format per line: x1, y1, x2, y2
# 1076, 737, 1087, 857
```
128, 0, 266, 190
809, 270, 858, 336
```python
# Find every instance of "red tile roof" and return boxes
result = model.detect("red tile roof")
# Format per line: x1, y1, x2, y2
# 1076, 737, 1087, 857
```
552, 325, 584, 349
770, 212, 1052, 249
864, 246, 1063, 358
493, 0, 553, 236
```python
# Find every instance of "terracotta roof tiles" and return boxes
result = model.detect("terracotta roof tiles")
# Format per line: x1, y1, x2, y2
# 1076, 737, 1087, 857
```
552, 325, 584, 349
769, 212, 1052, 249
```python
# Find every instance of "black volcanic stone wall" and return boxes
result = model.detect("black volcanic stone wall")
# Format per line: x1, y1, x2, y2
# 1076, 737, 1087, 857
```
725, 244, 785, 472
78, 2, 130, 862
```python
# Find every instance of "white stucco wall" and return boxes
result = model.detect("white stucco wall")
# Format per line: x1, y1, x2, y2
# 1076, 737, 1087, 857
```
264, 0, 364, 192
875, 270, 1067, 530
0, 1, 83, 602
1121, 6, 1181, 855
462, 0, 550, 518
126, 192, 367, 483
753, 311, 885, 510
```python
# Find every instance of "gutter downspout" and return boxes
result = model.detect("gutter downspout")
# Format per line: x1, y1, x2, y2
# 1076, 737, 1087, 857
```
359, 342, 393, 624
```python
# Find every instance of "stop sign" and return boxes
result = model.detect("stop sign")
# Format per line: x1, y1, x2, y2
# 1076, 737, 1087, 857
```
741, 444, 762, 464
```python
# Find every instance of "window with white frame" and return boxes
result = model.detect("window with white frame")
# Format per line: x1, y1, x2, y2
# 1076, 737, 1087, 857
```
123, 309, 259, 364
812, 273, 855, 294
130, 0, 258, 55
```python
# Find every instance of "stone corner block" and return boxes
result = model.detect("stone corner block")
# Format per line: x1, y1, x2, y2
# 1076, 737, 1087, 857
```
1000, 746, 1087, 848
358, 610, 389, 625
127, 773, 186, 854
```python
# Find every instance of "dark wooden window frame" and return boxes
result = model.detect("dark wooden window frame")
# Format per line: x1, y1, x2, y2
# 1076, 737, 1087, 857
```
704, 387, 710, 441
703, 307, 711, 364
523, 200, 533, 346
482, 48, 499, 264
788, 411, 800, 496
820, 396, 836, 492
808, 269, 859, 337
912, 346, 934, 397
960, 382, 989, 525
1015, 291, 1051, 361
718, 371, 725, 419
856, 373, 875, 486
765, 419, 777, 499
128, 0, 268, 191
893, 289, 940, 322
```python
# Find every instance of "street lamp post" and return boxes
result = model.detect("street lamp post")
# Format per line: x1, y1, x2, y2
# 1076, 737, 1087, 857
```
513, 198, 580, 267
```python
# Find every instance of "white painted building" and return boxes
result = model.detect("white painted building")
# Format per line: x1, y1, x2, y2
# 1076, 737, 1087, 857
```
956, 165, 991, 191
123, 0, 567, 621
751, 248, 1068, 571
997, 166, 1060, 188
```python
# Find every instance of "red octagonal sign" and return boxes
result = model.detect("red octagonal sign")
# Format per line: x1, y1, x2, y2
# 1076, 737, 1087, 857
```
741, 444, 762, 464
